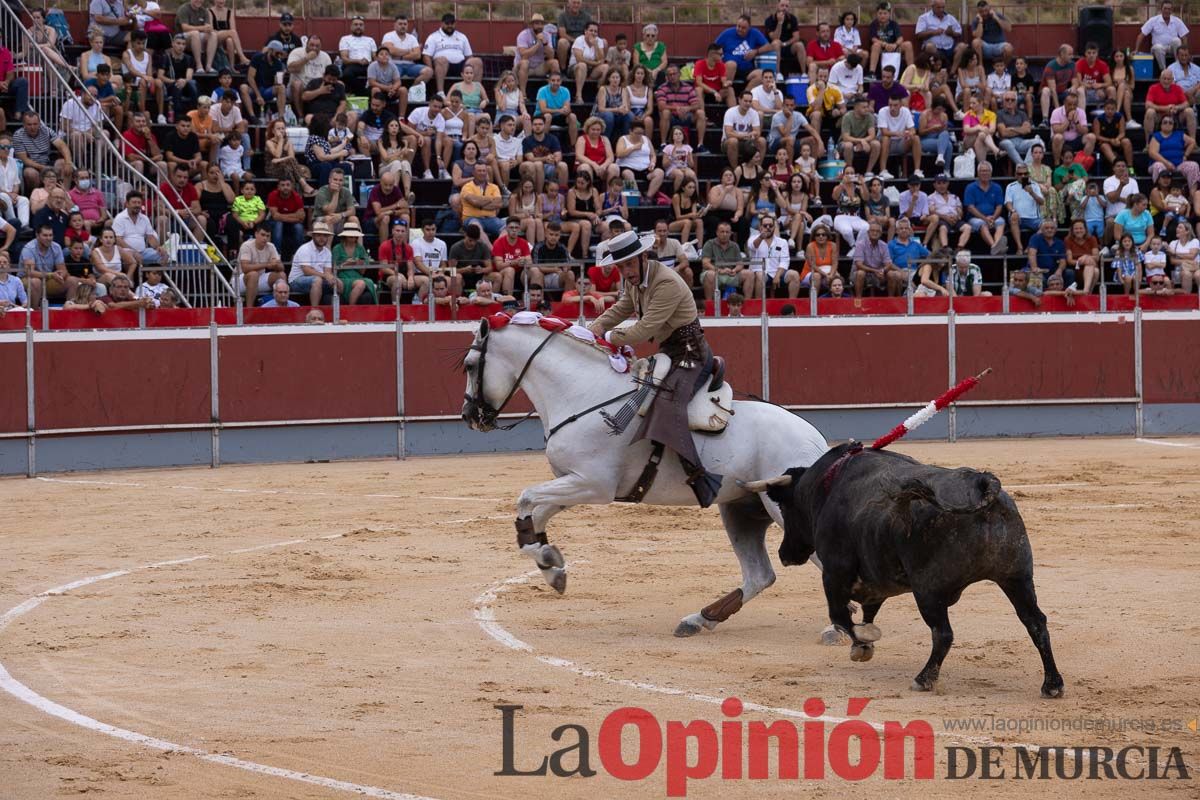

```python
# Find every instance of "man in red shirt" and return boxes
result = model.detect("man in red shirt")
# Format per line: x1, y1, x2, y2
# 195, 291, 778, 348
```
379, 218, 421, 299
158, 164, 206, 237
586, 259, 621, 303
694, 43, 735, 107
1073, 42, 1113, 109
1144, 68, 1197, 138
122, 111, 166, 180
266, 177, 306, 258
805, 23, 843, 83
489, 216, 533, 295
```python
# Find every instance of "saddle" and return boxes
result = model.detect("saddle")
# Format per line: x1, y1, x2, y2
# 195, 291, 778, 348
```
635, 355, 734, 433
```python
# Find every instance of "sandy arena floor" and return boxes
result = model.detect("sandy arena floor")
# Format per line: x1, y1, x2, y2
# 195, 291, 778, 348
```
1, 437, 1198, 799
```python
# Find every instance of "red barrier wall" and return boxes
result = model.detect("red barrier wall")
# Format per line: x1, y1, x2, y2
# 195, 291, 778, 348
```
955, 320, 1136, 401
33, 338, 211, 430
0, 340, 26, 433
1142, 319, 1200, 404
218, 330, 397, 422
769, 323, 948, 405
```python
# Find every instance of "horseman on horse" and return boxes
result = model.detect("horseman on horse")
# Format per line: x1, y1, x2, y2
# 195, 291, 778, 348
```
587, 229, 724, 508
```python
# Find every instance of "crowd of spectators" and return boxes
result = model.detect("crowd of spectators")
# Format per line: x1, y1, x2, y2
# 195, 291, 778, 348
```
3, 0, 1200, 320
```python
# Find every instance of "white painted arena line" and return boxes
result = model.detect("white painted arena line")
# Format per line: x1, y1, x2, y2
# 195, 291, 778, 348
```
34, 476, 507, 505
472, 566, 1058, 753
1136, 438, 1200, 448
0, 532, 442, 800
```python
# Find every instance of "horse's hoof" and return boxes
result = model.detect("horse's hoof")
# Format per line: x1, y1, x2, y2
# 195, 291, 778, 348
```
1041, 681, 1065, 699
539, 543, 565, 570
850, 643, 874, 662
674, 620, 703, 637
543, 567, 567, 594
911, 677, 936, 692
853, 623, 882, 643
819, 625, 850, 646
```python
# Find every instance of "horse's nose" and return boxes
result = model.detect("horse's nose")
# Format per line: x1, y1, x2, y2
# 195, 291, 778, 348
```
461, 399, 476, 426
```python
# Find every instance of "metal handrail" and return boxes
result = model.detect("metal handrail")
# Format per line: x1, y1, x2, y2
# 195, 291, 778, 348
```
0, 1, 237, 307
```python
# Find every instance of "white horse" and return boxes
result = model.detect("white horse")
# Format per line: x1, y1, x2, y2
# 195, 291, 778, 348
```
462, 314, 830, 636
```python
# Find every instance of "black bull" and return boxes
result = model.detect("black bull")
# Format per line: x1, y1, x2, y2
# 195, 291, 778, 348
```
747, 443, 1065, 698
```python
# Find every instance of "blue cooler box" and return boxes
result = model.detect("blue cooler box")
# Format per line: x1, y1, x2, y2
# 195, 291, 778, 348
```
1133, 53, 1155, 80
785, 75, 809, 107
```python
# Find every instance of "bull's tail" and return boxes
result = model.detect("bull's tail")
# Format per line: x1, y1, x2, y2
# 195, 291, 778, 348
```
892, 470, 1003, 514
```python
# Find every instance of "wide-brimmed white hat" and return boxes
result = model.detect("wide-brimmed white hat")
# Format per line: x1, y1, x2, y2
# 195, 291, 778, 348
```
595, 229, 654, 267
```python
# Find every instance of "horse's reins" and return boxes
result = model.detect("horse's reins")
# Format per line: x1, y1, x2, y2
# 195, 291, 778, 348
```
466, 328, 636, 438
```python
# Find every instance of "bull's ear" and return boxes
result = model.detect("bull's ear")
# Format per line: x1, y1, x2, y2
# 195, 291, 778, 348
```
767, 467, 806, 503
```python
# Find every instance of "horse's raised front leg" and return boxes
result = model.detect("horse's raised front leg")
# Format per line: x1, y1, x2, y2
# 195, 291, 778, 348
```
675, 497, 776, 637
515, 473, 615, 594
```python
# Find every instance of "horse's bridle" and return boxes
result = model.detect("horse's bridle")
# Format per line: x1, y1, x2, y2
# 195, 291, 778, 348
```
464, 324, 638, 438
464, 327, 558, 432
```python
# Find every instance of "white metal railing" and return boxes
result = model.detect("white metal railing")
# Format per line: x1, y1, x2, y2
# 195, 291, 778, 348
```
0, 2, 236, 308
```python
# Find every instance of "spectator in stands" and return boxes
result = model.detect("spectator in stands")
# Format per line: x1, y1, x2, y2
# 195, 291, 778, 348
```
336, 15, 377, 96
557, 275, 604, 313
381, 14, 429, 87
723, 91, 766, 170
969, 1, 1012, 66
595, 69, 631, 141
376, 219, 415, 300
889, 216, 932, 288
260, 279, 298, 308
877, 94, 922, 180
241, 40, 287, 125
1167, 45, 1200, 108
1136, 1, 1190, 72
409, 219, 448, 299
947, 250, 990, 296
289, 221, 336, 306
923, 173, 967, 253
649, 217, 691, 286
1103, 158, 1138, 238
0, 32, 29, 129
332, 221, 376, 305
700, 220, 749, 300
867, 64, 908, 112
616, 120, 663, 202
366, 172, 409, 238
568, 21, 607, 101
227, 180, 265, 252
490, 216, 534, 295
12, 113, 71, 193
657, 65, 705, 149
535, 71, 579, 147
28, 169, 57, 217
1148, 116, 1200, 190
1039, 44, 1080, 123
1049, 92, 1096, 166
1064, 219, 1101, 294
515, 12, 559, 95
461, 164, 505, 239
605, 34, 632, 83
829, 54, 865, 99
86, 63, 124, 130
302, 65, 348, 126
520, 113, 569, 193
58, 86, 103, 162
716, 14, 776, 94
671, 176, 706, 244
962, 94, 1001, 163
267, 176, 306, 259
203, 0, 250, 71
163, 115, 205, 182
1074, 41, 1114, 111
0, 136, 26, 230
1169, 220, 1199, 294
1114, 193, 1155, 250
464, 278, 514, 307
962, 162, 1008, 254
806, 67, 846, 131
564, 171, 601, 257
1004, 163, 1045, 251
238, 223, 284, 308
446, 222, 490, 297
262, 118, 314, 196
805, 23, 843, 84
0, 251, 27, 313
766, 94, 818, 163
747, 214, 799, 298
306, 115, 354, 186
402, 95, 445, 180
266, 12, 301, 56
122, 31, 162, 122
634, 24, 668, 85
1027, 218, 1069, 285
79, 31, 116, 89
159, 164, 207, 239
839, 96, 880, 177
313, 167, 357, 232
835, 11, 867, 62
20, 224, 65, 307
287, 35, 331, 117
175, 0, 212, 73
694, 42, 735, 108
867, 2, 912, 76
92, 0, 132, 49
91, 227, 133, 284
96, 272, 154, 310
851, 220, 904, 296
531, 220, 574, 293
1145, 69, 1197, 141
121, 111, 165, 179
424, 13, 483, 98
915, 98, 953, 170
556, 0, 592, 72
369, 44, 410, 119
915, 0, 966, 74
994, 90, 1036, 171
576, 117, 618, 184
158, 34, 197, 122
897, 174, 929, 226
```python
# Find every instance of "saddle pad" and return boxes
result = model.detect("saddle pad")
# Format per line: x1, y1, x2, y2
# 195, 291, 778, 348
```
636, 356, 733, 433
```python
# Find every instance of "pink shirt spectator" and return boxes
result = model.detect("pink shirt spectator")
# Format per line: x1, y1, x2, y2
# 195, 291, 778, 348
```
1048, 106, 1087, 141
70, 186, 107, 222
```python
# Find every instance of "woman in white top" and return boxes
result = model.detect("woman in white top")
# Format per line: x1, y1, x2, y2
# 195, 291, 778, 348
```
440, 90, 471, 171
625, 65, 654, 143
491, 69, 531, 135
1168, 220, 1200, 294
660, 124, 696, 191
834, 12, 866, 61
91, 228, 134, 286
615, 120, 664, 202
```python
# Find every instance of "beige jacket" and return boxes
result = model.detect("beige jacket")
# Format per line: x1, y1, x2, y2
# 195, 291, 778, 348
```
589, 259, 697, 346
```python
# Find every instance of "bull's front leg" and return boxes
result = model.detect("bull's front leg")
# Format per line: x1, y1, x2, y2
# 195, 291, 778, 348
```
822, 571, 881, 660
514, 474, 616, 594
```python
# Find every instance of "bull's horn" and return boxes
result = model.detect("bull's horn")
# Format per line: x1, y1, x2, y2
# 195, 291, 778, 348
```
737, 475, 793, 493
